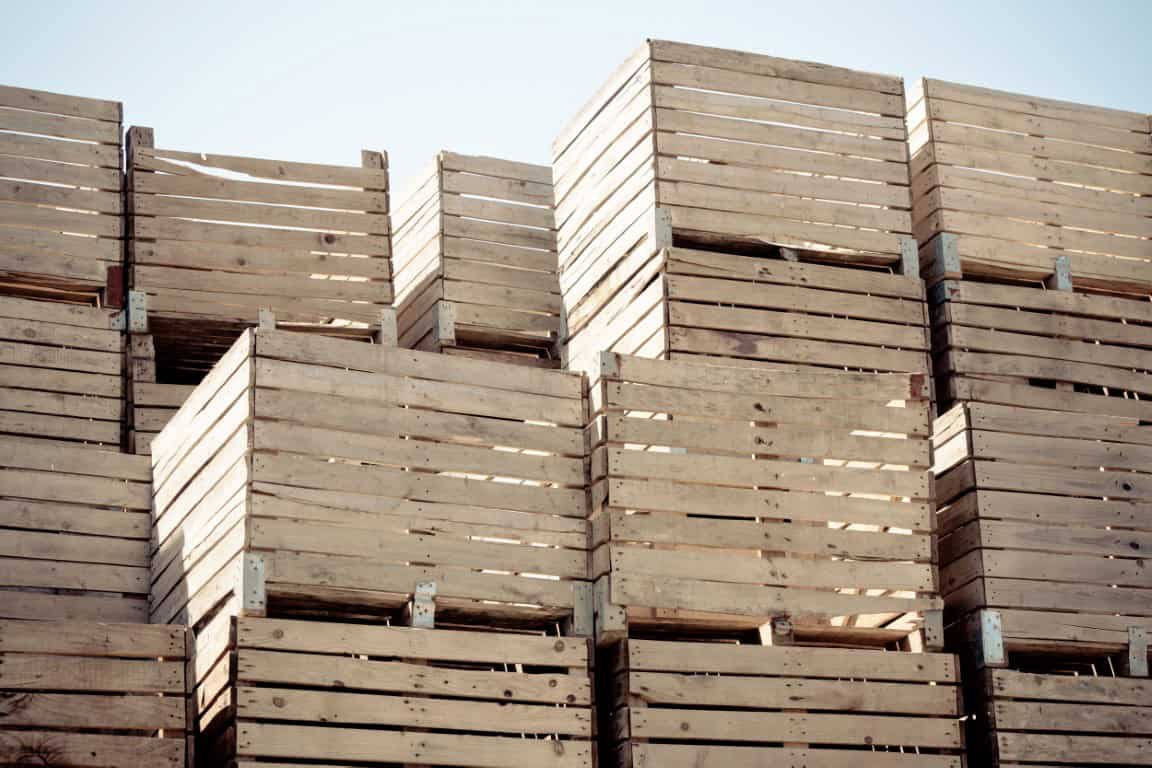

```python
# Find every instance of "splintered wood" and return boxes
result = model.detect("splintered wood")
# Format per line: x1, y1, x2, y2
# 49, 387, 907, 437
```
932, 279, 1152, 419
128, 132, 392, 328
935, 403, 1152, 656
149, 329, 589, 631
0, 620, 188, 768
0, 438, 151, 622
908, 79, 1152, 291
554, 40, 915, 371
196, 617, 593, 768
972, 669, 1152, 766
0, 296, 124, 447
393, 152, 561, 366
0, 86, 123, 301
610, 639, 963, 768
589, 353, 938, 643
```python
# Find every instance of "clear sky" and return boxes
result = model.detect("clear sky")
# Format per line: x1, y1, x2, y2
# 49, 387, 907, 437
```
3, 0, 1150, 189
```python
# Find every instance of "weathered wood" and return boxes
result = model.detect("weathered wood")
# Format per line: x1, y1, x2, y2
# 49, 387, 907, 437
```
393, 152, 560, 366
185, 616, 592, 767
0, 438, 150, 621
0, 86, 123, 300
129, 129, 393, 332
612, 638, 961, 768
590, 352, 937, 643
932, 279, 1152, 417
150, 329, 589, 630
0, 619, 187, 767
909, 78, 1152, 292
555, 42, 918, 373
936, 402, 1152, 660
967, 667, 1152, 766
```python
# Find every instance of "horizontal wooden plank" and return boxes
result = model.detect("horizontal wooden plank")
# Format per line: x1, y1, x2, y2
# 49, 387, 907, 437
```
137, 146, 388, 189
629, 744, 961, 767
626, 638, 956, 681
237, 722, 591, 767
628, 708, 960, 747
0, 731, 183, 768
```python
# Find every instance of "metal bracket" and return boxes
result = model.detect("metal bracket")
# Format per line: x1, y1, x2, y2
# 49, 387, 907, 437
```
650, 207, 673, 250
409, 581, 437, 629
127, 290, 148, 333
1044, 254, 1072, 292
375, 307, 398, 347
897, 235, 919, 277
598, 351, 621, 380
110, 310, 127, 331
434, 302, 457, 346
1123, 627, 1149, 677
593, 577, 627, 645
241, 552, 267, 616
926, 233, 960, 282
563, 582, 595, 638
968, 609, 1005, 668
257, 308, 276, 330
922, 609, 945, 652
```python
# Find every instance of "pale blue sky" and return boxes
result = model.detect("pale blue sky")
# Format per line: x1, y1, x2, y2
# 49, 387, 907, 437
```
3, 1, 1150, 188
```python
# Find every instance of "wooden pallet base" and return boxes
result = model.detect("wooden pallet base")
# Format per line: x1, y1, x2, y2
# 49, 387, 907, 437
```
0, 620, 189, 768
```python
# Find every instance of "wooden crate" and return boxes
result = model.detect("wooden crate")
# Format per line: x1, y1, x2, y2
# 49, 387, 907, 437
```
150, 328, 589, 632
125, 324, 387, 455
393, 152, 561, 366
554, 40, 916, 371
908, 78, 1152, 293
589, 353, 940, 645
968, 668, 1152, 767
194, 616, 592, 768
0, 85, 123, 302
932, 278, 1152, 420
608, 639, 963, 768
0, 620, 188, 768
936, 402, 1152, 661
0, 437, 150, 622
565, 243, 930, 375
0, 296, 124, 448
127, 126, 392, 330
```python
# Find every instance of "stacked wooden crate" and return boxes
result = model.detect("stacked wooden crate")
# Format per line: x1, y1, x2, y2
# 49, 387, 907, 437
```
1, 85, 124, 303
393, 151, 562, 366
588, 353, 962, 767
0, 620, 189, 768
910, 79, 1152, 766
0, 296, 124, 448
124, 126, 395, 452
553, 40, 926, 378
0, 438, 150, 622
909, 78, 1152, 416
150, 329, 594, 767
0, 85, 192, 767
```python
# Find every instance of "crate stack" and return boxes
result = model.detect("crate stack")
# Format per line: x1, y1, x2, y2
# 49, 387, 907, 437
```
552, 40, 928, 380
123, 127, 396, 452
0, 86, 190, 766
586, 352, 963, 767
909, 78, 1152, 766
392, 151, 562, 366
149, 329, 595, 767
